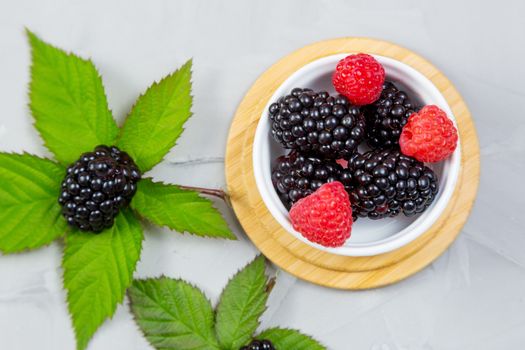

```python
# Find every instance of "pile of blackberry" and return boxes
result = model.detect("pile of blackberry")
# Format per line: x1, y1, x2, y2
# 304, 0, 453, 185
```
240, 339, 275, 350
58, 145, 141, 233
348, 148, 438, 219
363, 81, 418, 148
269, 88, 366, 159
271, 152, 353, 209
269, 85, 439, 220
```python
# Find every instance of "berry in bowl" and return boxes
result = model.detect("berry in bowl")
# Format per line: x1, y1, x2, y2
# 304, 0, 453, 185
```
253, 53, 460, 256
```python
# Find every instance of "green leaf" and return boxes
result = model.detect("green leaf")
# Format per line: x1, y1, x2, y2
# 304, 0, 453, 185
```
128, 278, 220, 350
131, 178, 234, 239
0, 153, 67, 253
215, 256, 268, 349
63, 209, 143, 350
116, 60, 193, 172
257, 328, 326, 350
27, 29, 119, 165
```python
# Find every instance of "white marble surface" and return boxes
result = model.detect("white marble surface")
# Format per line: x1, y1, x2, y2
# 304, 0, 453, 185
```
0, 0, 524, 349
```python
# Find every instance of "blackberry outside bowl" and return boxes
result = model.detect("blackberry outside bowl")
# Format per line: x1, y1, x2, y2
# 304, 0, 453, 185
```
252, 54, 461, 257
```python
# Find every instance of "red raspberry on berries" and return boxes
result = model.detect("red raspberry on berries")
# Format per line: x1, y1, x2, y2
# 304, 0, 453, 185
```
400, 105, 458, 163
289, 181, 352, 247
332, 53, 385, 106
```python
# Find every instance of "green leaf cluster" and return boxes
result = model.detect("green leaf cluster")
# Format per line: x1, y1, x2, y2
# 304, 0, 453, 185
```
129, 256, 326, 350
0, 30, 234, 350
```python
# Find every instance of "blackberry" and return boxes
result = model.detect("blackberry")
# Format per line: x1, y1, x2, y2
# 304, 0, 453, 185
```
271, 151, 354, 209
269, 88, 366, 159
348, 148, 438, 220
58, 145, 141, 233
240, 339, 275, 350
363, 81, 418, 148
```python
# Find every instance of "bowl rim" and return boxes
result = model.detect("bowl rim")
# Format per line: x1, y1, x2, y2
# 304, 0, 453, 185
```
252, 53, 461, 256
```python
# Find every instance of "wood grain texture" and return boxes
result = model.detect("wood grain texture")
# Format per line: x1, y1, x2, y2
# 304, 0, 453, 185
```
225, 38, 480, 290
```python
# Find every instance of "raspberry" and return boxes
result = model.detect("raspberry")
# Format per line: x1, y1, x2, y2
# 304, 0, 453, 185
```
332, 53, 385, 106
58, 145, 141, 233
289, 182, 352, 247
399, 105, 458, 162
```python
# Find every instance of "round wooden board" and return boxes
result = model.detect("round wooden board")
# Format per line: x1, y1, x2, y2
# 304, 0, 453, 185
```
225, 38, 480, 290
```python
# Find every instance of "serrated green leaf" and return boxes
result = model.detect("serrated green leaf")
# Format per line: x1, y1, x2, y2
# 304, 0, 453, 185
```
63, 209, 143, 350
0, 153, 67, 253
215, 256, 268, 349
116, 60, 192, 172
131, 178, 234, 239
257, 328, 326, 350
128, 278, 220, 350
27, 29, 119, 165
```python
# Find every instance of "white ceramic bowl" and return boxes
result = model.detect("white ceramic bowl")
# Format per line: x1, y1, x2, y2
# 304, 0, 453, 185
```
253, 54, 461, 256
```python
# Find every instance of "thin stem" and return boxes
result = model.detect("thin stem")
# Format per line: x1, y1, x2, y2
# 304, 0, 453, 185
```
265, 277, 276, 294
178, 185, 231, 207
